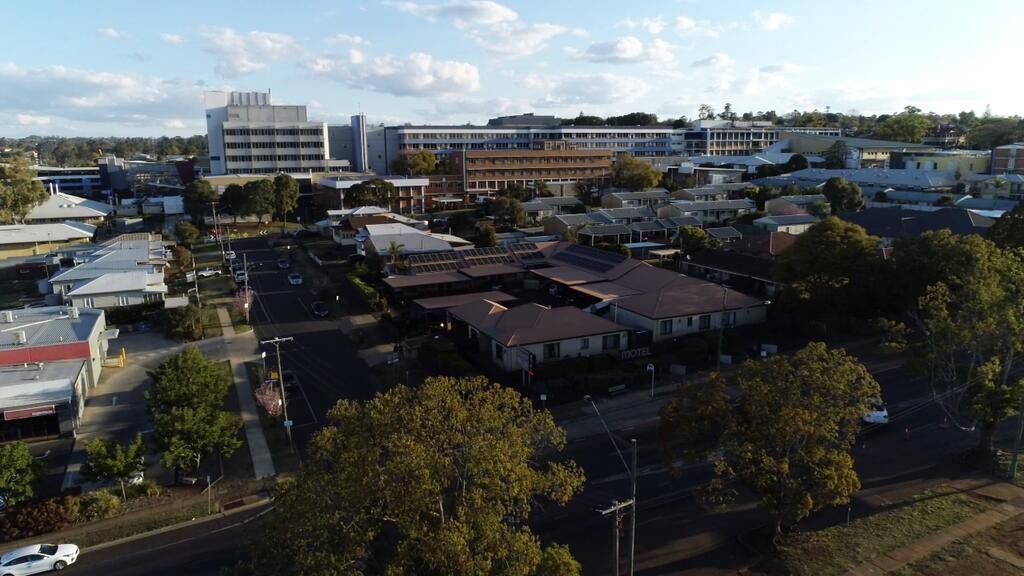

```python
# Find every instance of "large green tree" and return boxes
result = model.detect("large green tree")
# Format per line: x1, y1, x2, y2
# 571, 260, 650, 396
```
775, 218, 884, 318
659, 343, 879, 539
246, 376, 584, 576
674, 226, 722, 255
488, 196, 527, 227
966, 117, 1024, 149
273, 173, 300, 233
0, 441, 38, 507
80, 434, 146, 501
989, 202, 1024, 250
821, 177, 864, 212
243, 179, 275, 222
218, 183, 246, 219
0, 155, 47, 223
184, 179, 217, 223
612, 153, 660, 191
347, 178, 398, 210
390, 149, 437, 176
175, 221, 200, 246
873, 109, 933, 143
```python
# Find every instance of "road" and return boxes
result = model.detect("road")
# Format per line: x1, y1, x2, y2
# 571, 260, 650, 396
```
66, 236, 1024, 575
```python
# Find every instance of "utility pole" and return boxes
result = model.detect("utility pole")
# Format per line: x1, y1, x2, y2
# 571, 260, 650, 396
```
211, 202, 225, 259
599, 499, 633, 576
260, 336, 295, 452
1010, 402, 1024, 481
629, 438, 638, 576
243, 252, 250, 323
192, 260, 201, 308
716, 286, 729, 372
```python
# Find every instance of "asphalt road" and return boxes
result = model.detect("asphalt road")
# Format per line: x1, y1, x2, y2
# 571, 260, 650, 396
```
62, 236, 1024, 575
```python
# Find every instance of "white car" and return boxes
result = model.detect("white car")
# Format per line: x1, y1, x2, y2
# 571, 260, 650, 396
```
197, 268, 221, 278
863, 399, 889, 425
0, 543, 79, 574
234, 270, 248, 284
287, 273, 304, 286
224, 250, 237, 261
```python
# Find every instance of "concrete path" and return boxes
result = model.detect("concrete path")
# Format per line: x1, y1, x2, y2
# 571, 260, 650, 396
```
216, 307, 276, 479
846, 482, 1024, 575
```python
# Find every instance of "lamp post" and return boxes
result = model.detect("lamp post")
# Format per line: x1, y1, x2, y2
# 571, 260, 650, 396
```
716, 286, 729, 372
584, 395, 638, 576
647, 363, 656, 399
261, 336, 295, 452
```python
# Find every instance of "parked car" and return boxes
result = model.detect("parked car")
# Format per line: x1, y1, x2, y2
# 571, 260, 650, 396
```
234, 270, 248, 284
310, 301, 329, 318
863, 399, 889, 425
197, 268, 221, 278
281, 369, 300, 392
0, 543, 80, 575
224, 250, 237, 261
277, 258, 291, 270
287, 273, 304, 286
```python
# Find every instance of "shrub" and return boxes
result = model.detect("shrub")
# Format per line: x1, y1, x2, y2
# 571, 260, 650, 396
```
80, 491, 122, 522
124, 479, 161, 499
164, 304, 203, 341
346, 272, 381, 311
174, 245, 193, 269
0, 495, 81, 541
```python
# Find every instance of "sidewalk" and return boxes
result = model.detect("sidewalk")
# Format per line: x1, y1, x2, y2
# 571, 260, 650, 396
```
215, 307, 275, 479
847, 481, 1024, 575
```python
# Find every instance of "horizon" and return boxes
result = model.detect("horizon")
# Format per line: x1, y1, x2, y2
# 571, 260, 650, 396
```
2, 0, 1021, 138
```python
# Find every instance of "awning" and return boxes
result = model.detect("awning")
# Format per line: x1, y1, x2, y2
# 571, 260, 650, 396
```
4, 405, 55, 421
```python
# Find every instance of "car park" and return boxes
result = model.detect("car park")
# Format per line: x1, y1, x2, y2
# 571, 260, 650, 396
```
287, 273, 304, 286
277, 258, 291, 270
0, 543, 80, 575
310, 301, 329, 318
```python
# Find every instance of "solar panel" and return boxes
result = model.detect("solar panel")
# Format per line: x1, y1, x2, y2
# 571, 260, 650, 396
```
551, 252, 615, 273
566, 243, 627, 264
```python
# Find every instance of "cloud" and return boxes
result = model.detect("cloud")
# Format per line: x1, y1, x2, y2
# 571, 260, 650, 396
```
524, 73, 650, 107
16, 114, 50, 126
97, 27, 124, 39
200, 27, 298, 76
423, 94, 530, 120
0, 62, 204, 129
570, 27, 589, 37
468, 22, 565, 58
159, 33, 184, 44
577, 37, 674, 64
758, 62, 803, 74
326, 33, 370, 46
674, 16, 723, 38
752, 11, 795, 31
306, 49, 479, 96
386, 0, 517, 27
617, 16, 667, 35
163, 119, 185, 129
691, 53, 734, 68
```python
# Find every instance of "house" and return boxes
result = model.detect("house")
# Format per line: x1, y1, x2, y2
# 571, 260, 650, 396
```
356, 223, 472, 259
578, 224, 633, 246
0, 222, 97, 259
601, 189, 670, 209
446, 299, 628, 371
594, 206, 658, 224
765, 194, 828, 215
0, 305, 114, 440
681, 250, 779, 296
963, 174, 1024, 200
321, 208, 427, 246
521, 197, 584, 223
753, 214, 820, 234
841, 207, 994, 245
25, 191, 111, 224
705, 226, 743, 242
865, 190, 965, 208
611, 276, 767, 343
46, 234, 167, 308
659, 199, 755, 224
731, 232, 797, 259
672, 187, 729, 202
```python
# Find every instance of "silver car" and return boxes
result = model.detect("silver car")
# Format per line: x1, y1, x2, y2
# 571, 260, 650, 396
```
0, 543, 79, 574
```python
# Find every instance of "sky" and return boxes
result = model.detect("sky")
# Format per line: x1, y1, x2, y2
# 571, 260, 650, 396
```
1, 0, 1020, 137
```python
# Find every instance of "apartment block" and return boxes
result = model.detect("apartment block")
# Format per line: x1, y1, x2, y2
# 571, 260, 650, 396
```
448, 142, 614, 196
681, 120, 841, 156
992, 143, 1024, 175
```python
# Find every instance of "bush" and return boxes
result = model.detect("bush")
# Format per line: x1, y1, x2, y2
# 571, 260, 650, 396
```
164, 304, 203, 341
347, 272, 381, 311
80, 491, 122, 522
174, 245, 193, 269
124, 479, 161, 499
0, 495, 80, 541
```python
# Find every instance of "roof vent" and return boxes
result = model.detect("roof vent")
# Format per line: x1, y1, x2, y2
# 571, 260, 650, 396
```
69, 307, 80, 319
0, 311, 13, 323
13, 331, 27, 345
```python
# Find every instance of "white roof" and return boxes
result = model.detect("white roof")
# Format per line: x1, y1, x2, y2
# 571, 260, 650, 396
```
0, 222, 96, 245
67, 271, 166, 296
0, 360, 85, 412
326, 206, 389, 217
26, 192, 111, 221
319, 177, 429, 190
363, 223, 422, 236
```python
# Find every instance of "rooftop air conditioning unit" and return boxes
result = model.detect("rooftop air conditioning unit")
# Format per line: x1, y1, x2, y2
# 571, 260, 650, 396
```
13, 331, 27, 345
0, 310, 13, 323
69, 307, 80, 319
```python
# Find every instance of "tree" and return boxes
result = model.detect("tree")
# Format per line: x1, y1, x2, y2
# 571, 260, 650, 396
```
149, 346, 230, 415
775, 218, 884, 318
347, 178, 397, 210
784, 153, 809, 172
697, 104, 716, 120
218, 183, 246, 220
242, 179, 275, 222
390, 149, 437, 176
478, 226, 499, 248
175, 221, 200, 246
966, 117, 1024, 149
488, 196, 527, 227
184, 179, 217, 223
822, 177, 864, 212
823, 140, 848, 169
807, 200, 831, 218
612, 153, 660, 191
273, 173, 300, 233
245, 376, 585, 576
606, 112, 658, 126
990, 202, 1024, 249
0, 155, 47, 223
386, 240, 404, 264
594, 242, 630, 257
674, 226, 722, 255
173, 245, 193, 270
500, 182, 530, 202
562, 113, 605, 126
164, 303, 203, 341
80, 434, 146, 501
873, 110, 933, 143
717, 103, 736, 121
659, 343, 879, 539
533, 180, 552, 197
0, 441, 37, 507
971, 358, 1024, 453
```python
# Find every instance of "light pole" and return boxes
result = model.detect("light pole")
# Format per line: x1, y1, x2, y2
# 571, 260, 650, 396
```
716, 286, 729, 372
261, 336, 295, 452
647, 363, 656, 399
584, 395, 638, 575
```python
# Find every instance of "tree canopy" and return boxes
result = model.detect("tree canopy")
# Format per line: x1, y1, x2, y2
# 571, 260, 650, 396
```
822, 177, 864, 213
246, 376, 584, 576
674, 226, 723, 255
487, 196, 527, 227
612, 153, 660, 191
272, 173, 300, 224
175, 221, 200, 245
390, 149, 437, 176
989, 202, 1024, 250
243, 179, 275, 221
0, 156, 47, 223
659, 342, 879, 538
184, 179, 217, 223
873, 110, 933, 143
80, 434, 146, 501
0, 441, 38, 507
348, 178, 397, 210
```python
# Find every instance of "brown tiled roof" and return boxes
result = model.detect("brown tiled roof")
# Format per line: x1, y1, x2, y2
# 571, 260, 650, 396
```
613, 276, 764, 319
413, 291, 516, 311
448, 300, 625, 346
382, 271, 470, 289
732, 232, 797, 258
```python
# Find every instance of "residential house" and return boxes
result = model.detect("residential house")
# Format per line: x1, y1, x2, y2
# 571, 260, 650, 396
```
963, 174, 1024, 200
521, 197, 584, 223
705, 227, 743, 243
601, 189, 670, 209
765, 194, 828, 215
681, 250, 779, 296
841, 207, 994, 246
753, 214, 820, 234
0, 223, 97, 259
357, 223, 472, 259
47, 234, 168, 308
658, 199, 755, 224
446, 299, 628, 371
672, 187, 729, 202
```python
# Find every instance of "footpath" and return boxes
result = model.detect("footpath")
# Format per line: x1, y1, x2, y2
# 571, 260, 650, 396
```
847, 480, 1024, 575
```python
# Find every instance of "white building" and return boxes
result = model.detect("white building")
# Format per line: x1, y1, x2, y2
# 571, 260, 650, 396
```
753, 214, 820, 234
47, 234, 167, 308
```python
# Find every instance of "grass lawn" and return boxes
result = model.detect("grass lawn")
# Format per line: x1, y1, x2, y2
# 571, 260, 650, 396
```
778, 486, 990, 576
198, 274, 235, 303
69, 499, 213, 549
245, 362, 300, 473
227, 305, 253, 333
200, 306, 223, 338
892, 511, 1024, 576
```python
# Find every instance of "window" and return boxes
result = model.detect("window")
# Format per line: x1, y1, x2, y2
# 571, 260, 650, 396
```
3, 555, 29, 566
494, 344, 504, 362
543, 342, 560, 360
602, 334, 621, 351
699, 315, 711, 330
580, 337, 589, 350
659, 319, 673, 336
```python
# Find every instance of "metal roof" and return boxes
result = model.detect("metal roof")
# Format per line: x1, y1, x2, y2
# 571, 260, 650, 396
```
0, 360, 86, 411
25, 193, 111, 221
0, 306, 103, 348
0, 222, 96, 246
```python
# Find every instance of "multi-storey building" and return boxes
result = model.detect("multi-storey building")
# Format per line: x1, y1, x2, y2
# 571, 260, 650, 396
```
680, 120, 842, 156
448, 142, 614, 196
992, 143, 1024, 175
205, 91, 335, 176
31, 166, 102, 195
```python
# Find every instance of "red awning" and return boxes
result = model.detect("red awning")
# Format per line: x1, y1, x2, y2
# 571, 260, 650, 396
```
3, 405, 55, 421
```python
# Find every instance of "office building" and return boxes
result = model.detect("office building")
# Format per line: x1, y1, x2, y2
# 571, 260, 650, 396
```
31, 166, 102, 195
680, 120, 841, 156
449, 142, 614, 196
205, 91, 335, 176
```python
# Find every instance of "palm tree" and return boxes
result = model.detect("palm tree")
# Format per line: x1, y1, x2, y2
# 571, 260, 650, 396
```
387, 241, 404, 267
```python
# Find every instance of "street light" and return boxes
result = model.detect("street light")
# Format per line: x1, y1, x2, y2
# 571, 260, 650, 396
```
584, 395, 638, 576
716, 286, 729, 372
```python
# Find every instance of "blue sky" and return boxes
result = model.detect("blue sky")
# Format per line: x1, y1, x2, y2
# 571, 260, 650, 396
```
1, 0, 1019, 136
